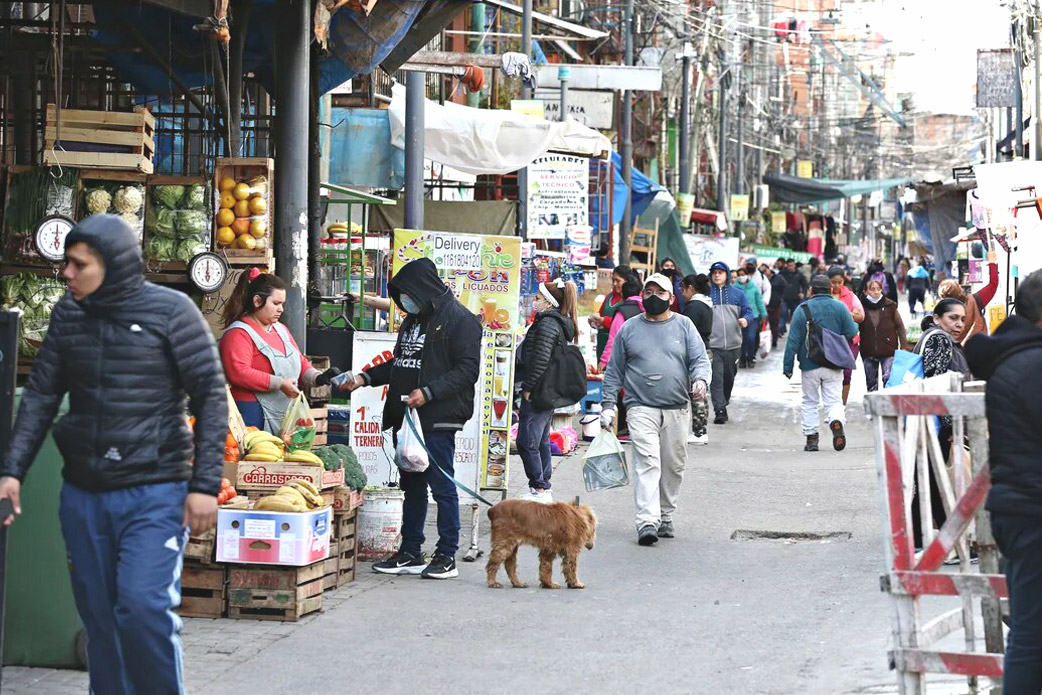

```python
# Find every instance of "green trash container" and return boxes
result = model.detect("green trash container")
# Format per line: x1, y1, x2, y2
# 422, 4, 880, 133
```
3, 393, 85, 668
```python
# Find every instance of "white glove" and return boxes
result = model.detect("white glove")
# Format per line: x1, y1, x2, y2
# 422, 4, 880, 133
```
691, 380, 707, 401
600, 409, 616, 428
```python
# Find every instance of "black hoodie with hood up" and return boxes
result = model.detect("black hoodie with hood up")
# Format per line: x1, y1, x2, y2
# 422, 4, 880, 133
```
965, 315, 1042, 516
2, 214, 227, 495
362, 258, 482, 432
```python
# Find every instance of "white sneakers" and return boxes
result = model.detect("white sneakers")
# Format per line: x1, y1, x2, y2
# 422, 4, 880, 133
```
522, 487, 553, 504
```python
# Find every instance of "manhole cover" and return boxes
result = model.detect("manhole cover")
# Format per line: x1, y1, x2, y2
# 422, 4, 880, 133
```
730, 530, 852, 542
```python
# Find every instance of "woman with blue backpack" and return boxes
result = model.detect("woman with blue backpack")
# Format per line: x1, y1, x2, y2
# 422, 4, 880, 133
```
517, 279, 579, 503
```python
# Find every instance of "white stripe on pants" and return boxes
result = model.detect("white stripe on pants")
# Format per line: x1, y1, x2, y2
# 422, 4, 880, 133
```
627, 405, 690, 530
800, 367, 844, 435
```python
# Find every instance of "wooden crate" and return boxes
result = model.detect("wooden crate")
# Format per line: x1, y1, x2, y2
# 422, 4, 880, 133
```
184, 527, 215, 564
335, 509, 357, 586
213, 157, 274, 266
332, 486, 364, 514
44, 105, 155, 174
226, 563, 324, 621
179, 562, 226, 618
311, 405, 328, 446
321, 556, 340, 592
307, 356, 331, 404
142, 174, 211, 271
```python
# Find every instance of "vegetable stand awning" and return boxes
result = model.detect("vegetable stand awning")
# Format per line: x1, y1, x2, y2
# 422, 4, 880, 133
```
763, 173, 915, 205
387, 84, 612, 176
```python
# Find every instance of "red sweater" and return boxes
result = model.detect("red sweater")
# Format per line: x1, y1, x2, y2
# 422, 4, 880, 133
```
219, 317, 313, 402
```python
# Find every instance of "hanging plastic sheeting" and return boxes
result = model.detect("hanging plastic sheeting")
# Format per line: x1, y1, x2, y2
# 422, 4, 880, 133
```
386, 84, 611, 176
590, 152, 666, 232
328, 107, 404, 189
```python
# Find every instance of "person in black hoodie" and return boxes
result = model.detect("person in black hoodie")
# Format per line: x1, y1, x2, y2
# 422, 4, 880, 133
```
966, 270, 1042, 693
681, 274, 713, 439
516, 279, 579, 503
340, 257, 482, 580
0, 214, 227, 695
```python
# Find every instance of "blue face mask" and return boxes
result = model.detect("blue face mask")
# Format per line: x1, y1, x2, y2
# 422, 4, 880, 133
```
399, 293, 422, 315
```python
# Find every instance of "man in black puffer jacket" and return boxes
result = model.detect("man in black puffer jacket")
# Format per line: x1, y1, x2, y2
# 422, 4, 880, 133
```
0, 214, 226, 695
341, 257, 481, 580
965, 269, 1042, 693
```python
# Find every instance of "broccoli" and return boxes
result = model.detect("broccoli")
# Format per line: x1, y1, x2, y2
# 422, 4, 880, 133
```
333, 444, 366, 490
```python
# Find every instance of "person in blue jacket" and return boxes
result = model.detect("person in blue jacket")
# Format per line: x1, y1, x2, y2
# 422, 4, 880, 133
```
707, 261, 754, 424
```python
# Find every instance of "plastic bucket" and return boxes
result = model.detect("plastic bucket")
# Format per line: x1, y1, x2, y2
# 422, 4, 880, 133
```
581, 403, 601, 441
357, 488, 405, 561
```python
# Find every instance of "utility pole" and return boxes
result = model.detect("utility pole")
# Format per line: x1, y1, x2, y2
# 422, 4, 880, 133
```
1035, 2, 1041, 160
1015, 23, 1025, 158
683, 4, 714, 197
518, 0, 533, 239
716, 8, 729, 214
559, 65, 571, 121
619, 0, 635, 264
467, 3, 486, 109
404, 72, 425, 229
679, 37, 692, 194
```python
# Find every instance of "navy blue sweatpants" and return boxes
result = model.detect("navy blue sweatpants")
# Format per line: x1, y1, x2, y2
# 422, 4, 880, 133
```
59, 481, 189, 695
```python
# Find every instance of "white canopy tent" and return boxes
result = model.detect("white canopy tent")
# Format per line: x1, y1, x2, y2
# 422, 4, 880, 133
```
387, 83, 612, 176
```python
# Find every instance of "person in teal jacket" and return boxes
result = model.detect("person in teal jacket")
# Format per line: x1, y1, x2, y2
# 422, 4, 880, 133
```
783, 275, 859, 453
735, 266, 767, 368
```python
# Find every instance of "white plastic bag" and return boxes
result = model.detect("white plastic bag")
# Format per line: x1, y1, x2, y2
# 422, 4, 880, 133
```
582, 430, 629, 492
395, 407, 429, 473
758, 321, 772, 359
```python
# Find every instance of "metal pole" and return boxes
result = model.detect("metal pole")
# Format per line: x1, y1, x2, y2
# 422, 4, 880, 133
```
679, 42, 692, 193
518, 0, 533, 239
1035, 4, 1042, 161
308, 43, 322, 297
274, 0, 310, 347
1016, 36, 1025, 157
467, 2, 486, 109
404, 71, 426, 229
684, 6, 714, 196
559, 65, 570, 121
716, 81, 728, 213
736, 92, 744, 196
619, 0, 635, 263
0, 310, 20, 689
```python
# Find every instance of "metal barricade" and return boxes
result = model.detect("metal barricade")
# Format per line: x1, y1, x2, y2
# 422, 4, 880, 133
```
865, 374, 1005, 694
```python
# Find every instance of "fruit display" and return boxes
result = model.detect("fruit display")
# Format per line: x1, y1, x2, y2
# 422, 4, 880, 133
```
314, 444, 367, 490
81, 181, 146, 239
284, 449, 323, 466
325, 221, 362, 238
144, 181, 210, 263
253, 478, 325, 512
215, 173, 269, 252
242, 429, 286, 461
217, 478, 238, 505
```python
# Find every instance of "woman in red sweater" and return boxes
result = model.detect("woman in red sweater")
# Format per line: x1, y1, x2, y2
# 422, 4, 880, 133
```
219, 269, 321, 432
937, 249, 999, 345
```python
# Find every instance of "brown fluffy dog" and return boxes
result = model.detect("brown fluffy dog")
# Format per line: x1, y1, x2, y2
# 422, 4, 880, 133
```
486, 499, 597, 589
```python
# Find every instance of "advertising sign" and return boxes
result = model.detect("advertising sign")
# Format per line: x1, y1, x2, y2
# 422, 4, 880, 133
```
527, 154, 589, 240
748, 244, 813, 266
729, 194, 750, 222
797, 160, 814, 178
683, 234, 740, 274
534, 89, 615, 129
392, 230, 522, 491
350, 331, 399, 486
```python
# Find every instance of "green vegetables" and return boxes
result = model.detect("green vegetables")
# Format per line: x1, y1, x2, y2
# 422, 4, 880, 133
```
145, 181, 211, 262
313, 444, 367, 490
0, 274, 65, 358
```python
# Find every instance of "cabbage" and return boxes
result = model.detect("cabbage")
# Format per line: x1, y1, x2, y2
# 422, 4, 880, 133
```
146, 205, 177, 237
151, 185, 186, 209
185, 184, 207, 211
176, 239, 206, 263
174, 210, 209, 238
85, 188, 113, 215
146, 236, 177, 260
114, 186, 143, 215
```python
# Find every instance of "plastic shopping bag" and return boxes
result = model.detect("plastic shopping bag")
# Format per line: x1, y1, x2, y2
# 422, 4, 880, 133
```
582, 430, 629, 492
885, 349, 924, 389
395, 407, 430, 473
280, 392, 316, 451
758, 320, 772, 359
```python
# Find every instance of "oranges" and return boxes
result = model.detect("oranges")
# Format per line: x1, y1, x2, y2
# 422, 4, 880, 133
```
248, 196, 267, 215
233, 183, 252, 201
249, 219, 267, 238
237, 234, 257, 250
219, 192, 236, 209
216, 226, 236, 246
231, 218, 251, 236
216, 208, 235, 227
219, 177, 237, 192
232, 199, 250, 218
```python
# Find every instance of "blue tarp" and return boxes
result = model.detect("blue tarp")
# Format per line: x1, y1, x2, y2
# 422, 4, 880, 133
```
90, 0, 431, 96
591, 152, 665, 231
328, 108, 403, 189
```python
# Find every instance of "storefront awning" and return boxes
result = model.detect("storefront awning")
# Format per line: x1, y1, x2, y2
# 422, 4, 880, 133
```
387, 84, 612, 176
691, 207, 727, 231
763, 173, 915, 205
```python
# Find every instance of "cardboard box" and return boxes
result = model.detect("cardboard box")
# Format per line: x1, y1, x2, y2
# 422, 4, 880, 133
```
216, 506, 332, 566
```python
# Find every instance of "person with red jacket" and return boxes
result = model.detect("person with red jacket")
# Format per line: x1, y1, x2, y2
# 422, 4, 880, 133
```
827, 266, 864, 405
590, 265, 635, 359
219, 269, 334, 432
937, 247, 999, 345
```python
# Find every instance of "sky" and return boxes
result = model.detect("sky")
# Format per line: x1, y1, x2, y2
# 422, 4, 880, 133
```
844, 0, 1012, 115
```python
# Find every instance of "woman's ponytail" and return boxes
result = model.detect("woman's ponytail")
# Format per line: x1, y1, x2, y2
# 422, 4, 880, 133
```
540, 279, 579, 343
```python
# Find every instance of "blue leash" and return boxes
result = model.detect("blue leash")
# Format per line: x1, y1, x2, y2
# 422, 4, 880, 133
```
403, 408, 497, 507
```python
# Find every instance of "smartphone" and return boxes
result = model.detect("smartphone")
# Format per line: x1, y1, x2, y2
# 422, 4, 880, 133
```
0, 497, 13, 519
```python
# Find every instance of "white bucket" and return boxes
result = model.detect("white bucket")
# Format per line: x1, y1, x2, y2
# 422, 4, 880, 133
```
581, 403, 602, 442
357, 488, 405, 561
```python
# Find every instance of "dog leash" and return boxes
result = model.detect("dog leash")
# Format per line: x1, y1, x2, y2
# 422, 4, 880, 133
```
404, 408, 497, 507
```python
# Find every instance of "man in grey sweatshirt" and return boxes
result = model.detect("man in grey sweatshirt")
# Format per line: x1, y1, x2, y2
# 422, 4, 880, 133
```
601, 273, 712, 546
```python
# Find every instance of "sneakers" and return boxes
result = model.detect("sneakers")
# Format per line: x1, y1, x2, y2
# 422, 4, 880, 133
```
658, 520, 675, 538
830, 420, 846, 451
713, 409, 728, 425
373, 550, 426, 575
421, 553, 459, 580
804, 434, 819, 452
638, 524, 659, 546
522, 487, 553, 504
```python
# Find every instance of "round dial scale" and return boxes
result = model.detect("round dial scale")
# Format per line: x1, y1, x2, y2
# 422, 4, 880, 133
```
34, 214, 75, 263
187, 252, 228, 294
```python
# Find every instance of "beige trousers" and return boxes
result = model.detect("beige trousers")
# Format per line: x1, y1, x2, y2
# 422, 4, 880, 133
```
627, 405, 690, 530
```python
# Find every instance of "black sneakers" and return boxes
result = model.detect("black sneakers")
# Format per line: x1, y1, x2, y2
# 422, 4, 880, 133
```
373, 550, 426, 575
421, 553, 459, 579
714, 409, 728, 425
804, 434, 819, 452
658, 520, 675, 538
638, 524, 659, 546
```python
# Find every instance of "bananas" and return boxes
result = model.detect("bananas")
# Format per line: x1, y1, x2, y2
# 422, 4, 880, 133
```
243, 431, 286, 462
284, 449, 322, 466
244, 431, 285, 451
243, 453, 281, 462
253, 478, 325, 512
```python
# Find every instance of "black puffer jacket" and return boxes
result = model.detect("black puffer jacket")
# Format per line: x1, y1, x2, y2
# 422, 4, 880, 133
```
965, 315, 1042, 516
2, 215, 227, 494
364, 257, 482, 432
519, 310, 577, 392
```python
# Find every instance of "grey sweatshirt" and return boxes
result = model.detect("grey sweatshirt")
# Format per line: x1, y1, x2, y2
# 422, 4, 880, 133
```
602, 313, 712, 410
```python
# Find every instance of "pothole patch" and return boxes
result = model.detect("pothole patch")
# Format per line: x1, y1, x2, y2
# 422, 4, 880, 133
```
730, 529, 852, 543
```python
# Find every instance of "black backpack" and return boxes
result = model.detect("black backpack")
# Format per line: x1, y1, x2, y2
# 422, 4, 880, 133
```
530, 340, 588, 411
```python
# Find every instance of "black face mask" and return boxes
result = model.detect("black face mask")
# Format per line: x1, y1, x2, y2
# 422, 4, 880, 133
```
644, 295, 670, 315
661, 268, 677, 279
